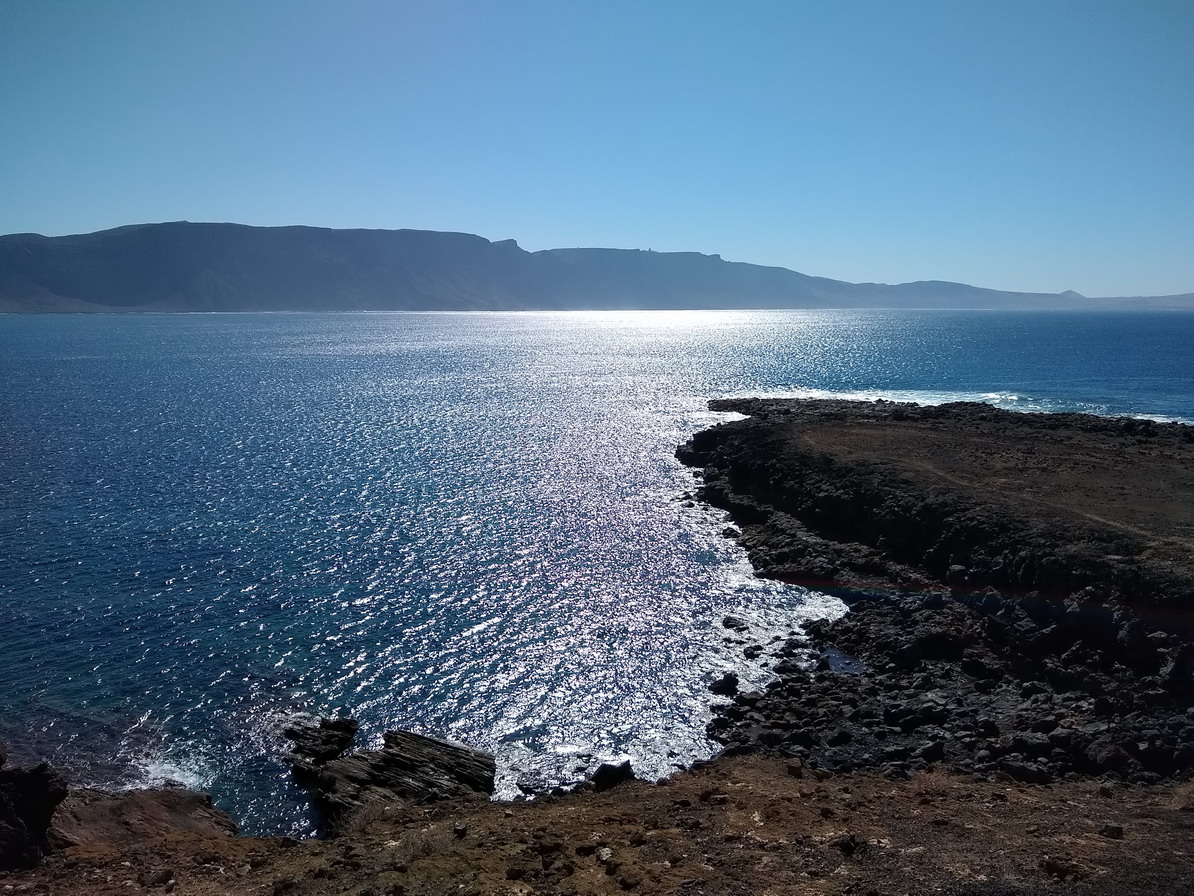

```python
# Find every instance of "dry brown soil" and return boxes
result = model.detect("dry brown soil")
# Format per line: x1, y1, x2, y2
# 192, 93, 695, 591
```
795, 418, 1194, 572
6, 758, 1194, 896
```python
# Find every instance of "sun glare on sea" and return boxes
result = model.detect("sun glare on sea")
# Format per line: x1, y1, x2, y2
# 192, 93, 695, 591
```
568, 309, 776, 331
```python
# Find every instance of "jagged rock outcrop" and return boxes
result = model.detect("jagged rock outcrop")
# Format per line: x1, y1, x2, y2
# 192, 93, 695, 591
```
283, 720, 495, 835
0, 743, 69, 869
284, 717, 360, 766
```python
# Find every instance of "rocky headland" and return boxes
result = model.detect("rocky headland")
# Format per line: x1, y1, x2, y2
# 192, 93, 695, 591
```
676, 399, 1194, 788
4, 398, 1194, 894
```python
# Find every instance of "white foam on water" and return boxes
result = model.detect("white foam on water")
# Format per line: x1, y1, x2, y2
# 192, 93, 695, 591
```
126, 747, 217, 792
708, 387, 1194, 425
721, 386, 1042, 408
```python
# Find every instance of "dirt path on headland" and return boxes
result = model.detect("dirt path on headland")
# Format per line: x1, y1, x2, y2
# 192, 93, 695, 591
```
796, 416, 1194, 562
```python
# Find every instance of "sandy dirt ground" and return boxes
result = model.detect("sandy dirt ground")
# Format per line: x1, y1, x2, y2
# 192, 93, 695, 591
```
6, 757, 1194, 896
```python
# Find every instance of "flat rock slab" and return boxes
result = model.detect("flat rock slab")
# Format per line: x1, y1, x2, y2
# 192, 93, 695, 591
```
49, 789, 238, 852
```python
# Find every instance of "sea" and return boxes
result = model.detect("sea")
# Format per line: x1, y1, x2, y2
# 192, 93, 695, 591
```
2, 309, 1192, 835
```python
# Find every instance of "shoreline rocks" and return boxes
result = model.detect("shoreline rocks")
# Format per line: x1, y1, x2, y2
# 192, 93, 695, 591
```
283, 720, 496, 835
0, 744, 68, 870
678, 399, 1194, 784
9, 396, 1194, 893
13, 396, 1194, 873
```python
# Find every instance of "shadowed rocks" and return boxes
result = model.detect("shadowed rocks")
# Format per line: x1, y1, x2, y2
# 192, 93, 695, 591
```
48, 788, 237, 852
283, 720, 495, 835
0, 743, 69, 870
588, 760, 637, 792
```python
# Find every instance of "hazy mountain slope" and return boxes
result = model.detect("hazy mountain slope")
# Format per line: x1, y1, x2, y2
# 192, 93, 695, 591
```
0, 222, 1187, 312
0, 223, 546, 312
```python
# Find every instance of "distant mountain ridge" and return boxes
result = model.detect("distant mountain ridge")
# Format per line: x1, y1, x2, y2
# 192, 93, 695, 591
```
1, 222, 1189, 312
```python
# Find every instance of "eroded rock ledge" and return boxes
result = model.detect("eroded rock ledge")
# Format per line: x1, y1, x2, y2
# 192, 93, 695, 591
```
677, 398, 1194, 785
283, 720, 496, 835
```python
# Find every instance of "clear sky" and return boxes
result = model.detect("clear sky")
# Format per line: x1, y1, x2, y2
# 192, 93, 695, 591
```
2, 0, 1191, 296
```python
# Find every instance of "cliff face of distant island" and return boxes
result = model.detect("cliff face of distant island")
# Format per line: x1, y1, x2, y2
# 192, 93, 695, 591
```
3, 222, 1191, 313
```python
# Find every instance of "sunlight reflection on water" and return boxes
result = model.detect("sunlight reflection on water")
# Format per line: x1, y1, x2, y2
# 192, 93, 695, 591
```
2, 309, 1192, 832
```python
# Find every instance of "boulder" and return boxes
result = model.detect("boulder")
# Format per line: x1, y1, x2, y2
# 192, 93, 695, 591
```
283, 717, 359, 764
0, 751, 69, 870
1085, 738, 1134, 775
589, 760, 636, 792
709, 672, 740, 697
914, 740, 946, 763
999, 760, 1055, 785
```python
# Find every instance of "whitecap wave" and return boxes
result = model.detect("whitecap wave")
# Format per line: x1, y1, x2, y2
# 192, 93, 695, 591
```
126, 748, 217, 792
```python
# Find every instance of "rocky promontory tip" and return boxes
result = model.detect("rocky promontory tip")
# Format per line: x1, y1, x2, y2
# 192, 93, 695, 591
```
678, 398, 1194, 785
283, 720, 495, 835
283, 717, 360, 766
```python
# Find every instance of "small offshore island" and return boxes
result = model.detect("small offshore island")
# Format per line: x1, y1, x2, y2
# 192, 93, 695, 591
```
4, 399, 1194, 895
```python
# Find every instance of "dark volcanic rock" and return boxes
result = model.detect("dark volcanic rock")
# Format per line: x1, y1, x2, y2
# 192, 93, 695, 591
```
284, 722, 495, 835
679, 399, 1194, 784
709, 672, 740, 696
0, 746, 69, 870
284, 717, 360, 764
589, 761, 637, 792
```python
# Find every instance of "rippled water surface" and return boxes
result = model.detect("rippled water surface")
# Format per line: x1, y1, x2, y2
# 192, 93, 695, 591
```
2, 310, 1192, 833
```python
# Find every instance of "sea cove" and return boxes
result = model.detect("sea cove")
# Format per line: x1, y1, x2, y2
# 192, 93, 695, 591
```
3, 309, 1194, 835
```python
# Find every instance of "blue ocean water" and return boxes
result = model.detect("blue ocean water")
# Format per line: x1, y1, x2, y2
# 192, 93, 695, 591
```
2, 310, 1192, 834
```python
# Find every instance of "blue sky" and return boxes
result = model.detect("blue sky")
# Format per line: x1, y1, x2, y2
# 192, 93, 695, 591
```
2, 0, 1191, 296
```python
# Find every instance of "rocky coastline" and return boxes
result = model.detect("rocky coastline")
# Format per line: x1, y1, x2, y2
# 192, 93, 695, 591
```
678, 399, 1194, 787
5, 397, 1194, 894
